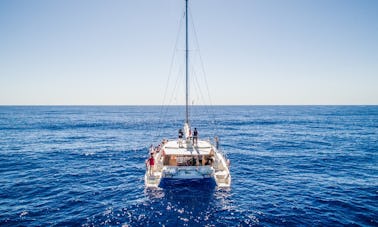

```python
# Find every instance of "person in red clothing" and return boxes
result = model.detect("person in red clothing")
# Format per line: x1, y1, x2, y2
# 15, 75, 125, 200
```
148, 153, 155, 176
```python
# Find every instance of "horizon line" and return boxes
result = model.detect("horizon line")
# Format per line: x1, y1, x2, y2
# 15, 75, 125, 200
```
1, 104, 377, 107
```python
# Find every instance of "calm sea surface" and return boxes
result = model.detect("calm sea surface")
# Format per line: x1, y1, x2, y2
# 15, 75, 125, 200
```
0, 106, 377, 226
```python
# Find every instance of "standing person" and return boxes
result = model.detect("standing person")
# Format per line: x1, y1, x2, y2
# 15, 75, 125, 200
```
148, 153, 155, 175
215, 136, 219, 150
178, 128, 184, 147
193, 128, 198, 145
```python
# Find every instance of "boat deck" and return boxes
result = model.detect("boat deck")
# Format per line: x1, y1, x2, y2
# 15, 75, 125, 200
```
163, 140, 213, 156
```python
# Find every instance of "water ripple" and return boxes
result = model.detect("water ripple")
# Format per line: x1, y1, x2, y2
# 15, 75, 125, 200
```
0, 106, 377, 226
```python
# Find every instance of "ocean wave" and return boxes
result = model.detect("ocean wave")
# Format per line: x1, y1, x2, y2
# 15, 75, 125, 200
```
1, 106, 377, 226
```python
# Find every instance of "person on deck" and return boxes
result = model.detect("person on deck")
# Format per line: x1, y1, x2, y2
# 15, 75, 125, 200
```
215, 136, 219, 150
178, 128, 184, 147
193, 128, 198, 145
148, 153, 155, 176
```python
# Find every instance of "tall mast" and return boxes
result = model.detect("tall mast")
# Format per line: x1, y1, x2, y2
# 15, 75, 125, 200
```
185, 0, 189, 124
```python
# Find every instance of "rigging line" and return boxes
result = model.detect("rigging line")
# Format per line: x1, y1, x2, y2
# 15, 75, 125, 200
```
189, 9, 214, 107
158, 61, 185, 139
167, 63, 185, 107
192, 67, 215, 136
157, 10, 185, 116
192, 64, 209, 116
155, 8, 186, 141
159, 60, 185, 132
189, 8, 219, 135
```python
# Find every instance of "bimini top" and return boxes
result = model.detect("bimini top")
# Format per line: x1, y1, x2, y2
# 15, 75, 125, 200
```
163, 140, 213, 156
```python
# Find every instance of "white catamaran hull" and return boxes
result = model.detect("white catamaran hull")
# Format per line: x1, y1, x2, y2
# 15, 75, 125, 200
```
145, 138, 231, 188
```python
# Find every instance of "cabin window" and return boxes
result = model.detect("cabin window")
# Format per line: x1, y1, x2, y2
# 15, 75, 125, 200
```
177, 156, 187, 166
169, 155, 177, 166
163, 155, 179, 166
163, 155, 212, 166
163, 155, 171, 165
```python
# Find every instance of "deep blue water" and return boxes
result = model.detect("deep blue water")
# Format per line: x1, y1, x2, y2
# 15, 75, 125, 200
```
0, 106, 377, 226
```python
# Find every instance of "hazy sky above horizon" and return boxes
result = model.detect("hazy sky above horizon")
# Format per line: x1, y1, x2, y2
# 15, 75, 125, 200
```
1, 0, 377, 105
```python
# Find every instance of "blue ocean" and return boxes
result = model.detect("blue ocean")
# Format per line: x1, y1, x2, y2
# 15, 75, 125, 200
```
0, 106, 377, 226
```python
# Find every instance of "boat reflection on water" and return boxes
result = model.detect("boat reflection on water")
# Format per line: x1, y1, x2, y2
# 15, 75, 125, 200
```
143, 184, 236, 226
145, 180, 217, 204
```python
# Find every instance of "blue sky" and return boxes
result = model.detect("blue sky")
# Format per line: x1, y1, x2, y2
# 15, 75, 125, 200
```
0, 0, 377, 105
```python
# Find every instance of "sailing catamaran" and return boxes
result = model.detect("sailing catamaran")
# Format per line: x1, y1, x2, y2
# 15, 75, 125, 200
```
144, 0, 231, 188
